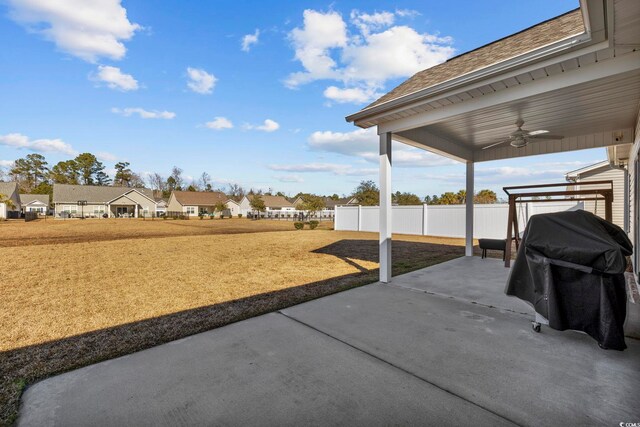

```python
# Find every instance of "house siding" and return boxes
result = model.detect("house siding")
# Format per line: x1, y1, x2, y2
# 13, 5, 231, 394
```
238, 197, 252, 216
54, 203, 107, 217
574, 166, 626, 229
226, 201, 241, 216
0, 183, 21, 218
167, 194, 183, 213
628, 109, 640, 277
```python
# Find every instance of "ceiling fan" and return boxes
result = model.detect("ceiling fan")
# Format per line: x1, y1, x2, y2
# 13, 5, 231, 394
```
481, 119, 563, 150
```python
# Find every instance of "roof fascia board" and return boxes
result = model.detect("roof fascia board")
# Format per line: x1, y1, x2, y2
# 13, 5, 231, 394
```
565, 160, 610, 178
348, 3, 608, 125
24, 200, 47, 206
355, 38, 611, 128
107, 194, 138, 205
105, 189, 155, 205
393, 131, 472, 163
377, 49, 640, 135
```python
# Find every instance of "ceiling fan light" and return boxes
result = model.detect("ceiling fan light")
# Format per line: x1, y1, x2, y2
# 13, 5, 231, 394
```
510, 137, 527, 148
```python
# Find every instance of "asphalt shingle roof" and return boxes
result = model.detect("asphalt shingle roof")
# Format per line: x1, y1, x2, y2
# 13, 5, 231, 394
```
19, 194, 50, 205
172, 191, 228, 206
364, 9, 584, 110
248, 194, 294, 208
53, 184, 155, 203
0, 182, 19, 199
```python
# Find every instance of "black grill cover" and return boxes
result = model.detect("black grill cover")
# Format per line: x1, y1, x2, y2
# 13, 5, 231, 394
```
505, 210, 632, 350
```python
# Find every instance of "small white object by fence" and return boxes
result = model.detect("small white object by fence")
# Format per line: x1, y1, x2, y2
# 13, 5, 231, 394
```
334, 202, 583, 239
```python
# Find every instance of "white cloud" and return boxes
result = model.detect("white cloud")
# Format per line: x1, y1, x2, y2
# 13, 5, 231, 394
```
285, 9, 454, 104
308, 127, 454, 167
421, 161, 596, 187
7, 0, 140, 63
111, 107, 175, 119
323, 86, 382, 104
96, 151, 118, 162
0, 133, 77, 156
0, 160, 14, 168
395, 9, 420, 18
186, 67, 216, 94
285, 10, 348, 88
341, 26, 453, 85
241, 29, 260, 52
269, 162, 377, 177
350, 10, 395, 35
244, 119, 280, 132
93, 65, 138, 91
275, 175, 304, 183
205, 117, 233, 130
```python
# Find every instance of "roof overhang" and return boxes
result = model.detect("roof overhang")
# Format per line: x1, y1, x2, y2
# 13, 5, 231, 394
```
565, 160, 610, 179
105, 189, 156, 205
23, 200, 48, 206
345, 0, 640, 164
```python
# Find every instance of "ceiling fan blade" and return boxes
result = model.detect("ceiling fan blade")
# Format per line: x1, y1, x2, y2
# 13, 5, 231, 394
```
528, 134, 564, 140
482, 140, 509, 150
527, 129, 549, 136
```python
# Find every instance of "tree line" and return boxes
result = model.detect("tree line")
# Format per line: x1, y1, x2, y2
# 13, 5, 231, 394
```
351, 180, 498, 206
0, 153, 349, 202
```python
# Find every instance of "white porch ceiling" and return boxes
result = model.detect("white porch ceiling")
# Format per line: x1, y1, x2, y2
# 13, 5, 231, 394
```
407, 69, 640, 150
614, 0, 640, 48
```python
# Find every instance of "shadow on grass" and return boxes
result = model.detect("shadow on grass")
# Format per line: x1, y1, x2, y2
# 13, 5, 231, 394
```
0, 239, 465, 425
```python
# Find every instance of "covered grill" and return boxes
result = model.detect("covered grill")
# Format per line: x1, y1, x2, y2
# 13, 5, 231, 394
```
505, 210, 632, 350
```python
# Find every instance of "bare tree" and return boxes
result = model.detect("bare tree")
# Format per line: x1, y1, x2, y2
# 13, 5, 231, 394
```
199, 172, 212, 191
227, 183, 246, 201
170, 166, 184, 190
147, 172, 166, 192
0, 163, 10, 181
129, 172, 146, 188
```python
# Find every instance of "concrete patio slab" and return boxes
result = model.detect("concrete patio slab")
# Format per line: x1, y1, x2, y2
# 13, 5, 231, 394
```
18, 311, 514, 427
19, 257, 640, 426
282, 282, 640, 426
390, 256, 531, 315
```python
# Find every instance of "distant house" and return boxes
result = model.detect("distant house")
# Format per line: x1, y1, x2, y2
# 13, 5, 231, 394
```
291, 196, 357, 210
167, 191, 229, 217
155, 199, 168, 216
19, 194, 50, 215
226, 199, 242, 217
238, 194, 295, 215
566, 160, 628, 230
53, 184, 157, 218
0, 182, 21, 219
325, 197, 357, 209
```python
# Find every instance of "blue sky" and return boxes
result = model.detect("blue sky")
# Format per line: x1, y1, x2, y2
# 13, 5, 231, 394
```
0, 0, 605, 198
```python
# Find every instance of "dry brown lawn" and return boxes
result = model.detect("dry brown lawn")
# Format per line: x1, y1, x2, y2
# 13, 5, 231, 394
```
0, 218, 469, 425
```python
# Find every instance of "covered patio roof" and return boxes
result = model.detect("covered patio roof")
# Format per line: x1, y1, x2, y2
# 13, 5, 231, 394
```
346, 0, 640, 282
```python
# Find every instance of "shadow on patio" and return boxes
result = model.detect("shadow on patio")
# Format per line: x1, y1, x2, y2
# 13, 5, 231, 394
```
15, 256, 640, 426
1, 238, 464, 425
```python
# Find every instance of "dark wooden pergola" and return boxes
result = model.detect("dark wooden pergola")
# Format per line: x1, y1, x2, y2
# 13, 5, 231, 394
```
503, 180, 614, 267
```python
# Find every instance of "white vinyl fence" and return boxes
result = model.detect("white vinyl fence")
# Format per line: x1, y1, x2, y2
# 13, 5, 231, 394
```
335, 202, 583, 239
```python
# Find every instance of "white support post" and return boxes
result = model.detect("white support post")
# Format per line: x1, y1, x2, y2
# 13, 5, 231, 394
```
357, 205, 362, 231
135, 205, 139, 218
465, 161, 474, 257
422, 203, 428, 236
380, 132, 392, 283
107, 204, 111, 218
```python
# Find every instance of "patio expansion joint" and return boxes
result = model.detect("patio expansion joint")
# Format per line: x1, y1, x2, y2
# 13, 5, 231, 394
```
382, 282, 532, 318
277, 311, 522, 427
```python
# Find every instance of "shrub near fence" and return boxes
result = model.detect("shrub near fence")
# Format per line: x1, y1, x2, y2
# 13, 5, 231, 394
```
248, 210, 335, 221
24, 212, 39, 222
